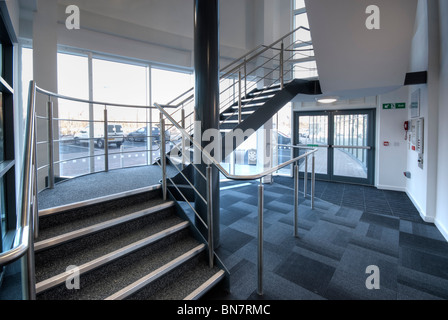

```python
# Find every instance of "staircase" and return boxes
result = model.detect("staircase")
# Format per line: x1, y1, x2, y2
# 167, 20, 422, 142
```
34, 186, 225, 300
219, 79, 321, 158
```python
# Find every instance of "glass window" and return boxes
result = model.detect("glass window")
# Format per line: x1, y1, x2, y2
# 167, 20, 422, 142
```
57, 53, 90, 177
295, 0, 306, 9
20, 47, 33, 156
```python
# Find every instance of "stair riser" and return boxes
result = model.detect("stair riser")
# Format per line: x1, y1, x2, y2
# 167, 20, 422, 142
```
36, 228, 195, 300
38, 189, 163, 231
35, 207, 178, 283
125, 254, 203, 300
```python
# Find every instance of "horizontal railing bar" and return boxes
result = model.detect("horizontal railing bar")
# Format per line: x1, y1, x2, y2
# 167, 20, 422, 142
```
155, 103, 317, 181
36, 86, 155, 110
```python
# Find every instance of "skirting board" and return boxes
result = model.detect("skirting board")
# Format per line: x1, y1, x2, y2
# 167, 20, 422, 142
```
405, 190, 434, 223
435, 219, 448, 242
376, 184, 407, 192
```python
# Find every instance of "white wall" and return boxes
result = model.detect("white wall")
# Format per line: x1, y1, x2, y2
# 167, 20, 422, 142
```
53, 0, 256, 69
405, 0, 440, 223
376, 87, 409, 191
435, 0, 448, 240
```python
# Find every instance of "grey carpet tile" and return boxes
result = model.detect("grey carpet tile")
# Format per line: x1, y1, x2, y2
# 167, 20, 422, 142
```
36, 167, 448, 300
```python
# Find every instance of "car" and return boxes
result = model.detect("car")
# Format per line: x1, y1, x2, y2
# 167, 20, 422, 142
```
74, 124, 125, 148
127, 126, 170, 143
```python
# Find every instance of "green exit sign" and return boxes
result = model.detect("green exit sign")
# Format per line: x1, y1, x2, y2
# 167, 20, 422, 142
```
383, 103, 406, 109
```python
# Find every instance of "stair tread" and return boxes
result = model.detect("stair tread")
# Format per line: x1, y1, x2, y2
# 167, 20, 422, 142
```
144, 262, 224, 300
37, 232, 201, 300
35, 210, 184, 283
37, 196, 168, 242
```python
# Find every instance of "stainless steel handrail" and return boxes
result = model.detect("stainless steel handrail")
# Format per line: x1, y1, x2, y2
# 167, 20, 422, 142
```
155, 103, 317, 181
0, 80, 37, 299
35, 86, 158, 110
166, 26, 310, 119
155, 102, 317, 296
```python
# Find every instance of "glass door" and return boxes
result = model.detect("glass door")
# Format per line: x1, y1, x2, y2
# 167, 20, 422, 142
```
331, 110, 375, 184
294, 109, 375, 185
294, 113, 330, 180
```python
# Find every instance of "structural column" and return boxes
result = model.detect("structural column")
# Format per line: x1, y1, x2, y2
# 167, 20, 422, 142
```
194, 0, 220, 246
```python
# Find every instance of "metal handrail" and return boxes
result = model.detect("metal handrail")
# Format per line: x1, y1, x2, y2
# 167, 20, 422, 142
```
0, 80, 37, 299
165, 26, 310, 119
35, 86, 160, 110
156, 102, 317, 296
155, 102, 317, 183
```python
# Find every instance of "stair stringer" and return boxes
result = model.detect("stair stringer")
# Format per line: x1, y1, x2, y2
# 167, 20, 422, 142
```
221, 78, 321, 159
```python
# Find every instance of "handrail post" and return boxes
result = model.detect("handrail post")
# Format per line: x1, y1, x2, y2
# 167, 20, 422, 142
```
47, 98, 55, 189
181, 108, 186, 168
206, 164, 214, 268
33, 115, 39, 239
311, 152, 315, 209
294, 162, 299, 238
160, 113, 167, 201
280, 41, 284, 89
238, 71, 242, 124
244, 58, 247, 97
104, 106, 109, 172
257, 178, 264, 296
304, 155, 308, 198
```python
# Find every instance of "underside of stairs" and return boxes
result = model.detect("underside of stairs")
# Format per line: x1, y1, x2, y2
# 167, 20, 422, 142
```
220, 78, 321, 159
34, 185, 226, 300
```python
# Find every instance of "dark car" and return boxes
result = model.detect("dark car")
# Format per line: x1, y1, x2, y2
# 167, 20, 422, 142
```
127, 126, 170, 143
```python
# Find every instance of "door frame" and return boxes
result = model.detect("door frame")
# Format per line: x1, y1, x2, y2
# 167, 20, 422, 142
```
293, 109, 376, 186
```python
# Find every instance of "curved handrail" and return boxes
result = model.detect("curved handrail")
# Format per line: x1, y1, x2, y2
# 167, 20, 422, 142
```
35, 86, 161, 110
154, 102, 317, 181
0, 81, 36, 271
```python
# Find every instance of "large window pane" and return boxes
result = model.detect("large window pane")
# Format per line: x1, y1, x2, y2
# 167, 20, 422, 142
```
93, 58, 150, 170
57, 53, 90, 177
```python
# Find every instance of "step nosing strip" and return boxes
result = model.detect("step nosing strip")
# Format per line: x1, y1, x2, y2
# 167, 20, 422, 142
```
39, 184, 162, 217
183, 270, 226, 300
35, 220, 189, 294
104, 243, 206, 300
35, 201, 176, 252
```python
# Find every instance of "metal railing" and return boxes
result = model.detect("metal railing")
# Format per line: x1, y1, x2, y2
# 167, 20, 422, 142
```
155, 102, 317, 296
0, 26, 317, 299
0, 81, 38, 299
33, 86, 178, 193
163, 26, 315, 140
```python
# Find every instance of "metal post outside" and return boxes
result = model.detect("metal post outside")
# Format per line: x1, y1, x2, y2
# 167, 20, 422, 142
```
104, 107, 109, 172
257, 178, 264, 296
47, 99, 55, 189
206, 165, 214, 268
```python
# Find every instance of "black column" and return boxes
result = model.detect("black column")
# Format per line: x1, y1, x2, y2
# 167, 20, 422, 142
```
194, 0, 220, 246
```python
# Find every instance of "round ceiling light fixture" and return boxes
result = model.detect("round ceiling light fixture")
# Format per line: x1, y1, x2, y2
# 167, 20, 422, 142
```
316, 96, 339, 104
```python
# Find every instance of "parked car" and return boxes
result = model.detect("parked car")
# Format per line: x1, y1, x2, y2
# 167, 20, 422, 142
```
74, 124, 124, 148
127, 126, 170, 143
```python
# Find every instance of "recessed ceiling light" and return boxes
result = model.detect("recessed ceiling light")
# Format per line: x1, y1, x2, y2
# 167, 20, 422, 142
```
316, 96, 339, 104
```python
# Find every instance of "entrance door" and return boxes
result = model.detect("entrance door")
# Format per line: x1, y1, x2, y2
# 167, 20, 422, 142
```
294, 109, 375, 185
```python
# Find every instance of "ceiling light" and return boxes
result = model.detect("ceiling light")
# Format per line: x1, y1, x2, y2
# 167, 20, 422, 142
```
316, 96, 339, 104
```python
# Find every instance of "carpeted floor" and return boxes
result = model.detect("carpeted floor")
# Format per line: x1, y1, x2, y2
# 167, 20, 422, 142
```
10, 166, 448, 301
205, 178, 448, 300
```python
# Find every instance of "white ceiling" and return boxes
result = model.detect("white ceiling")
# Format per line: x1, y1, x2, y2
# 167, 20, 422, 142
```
304, 0, 418, 100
